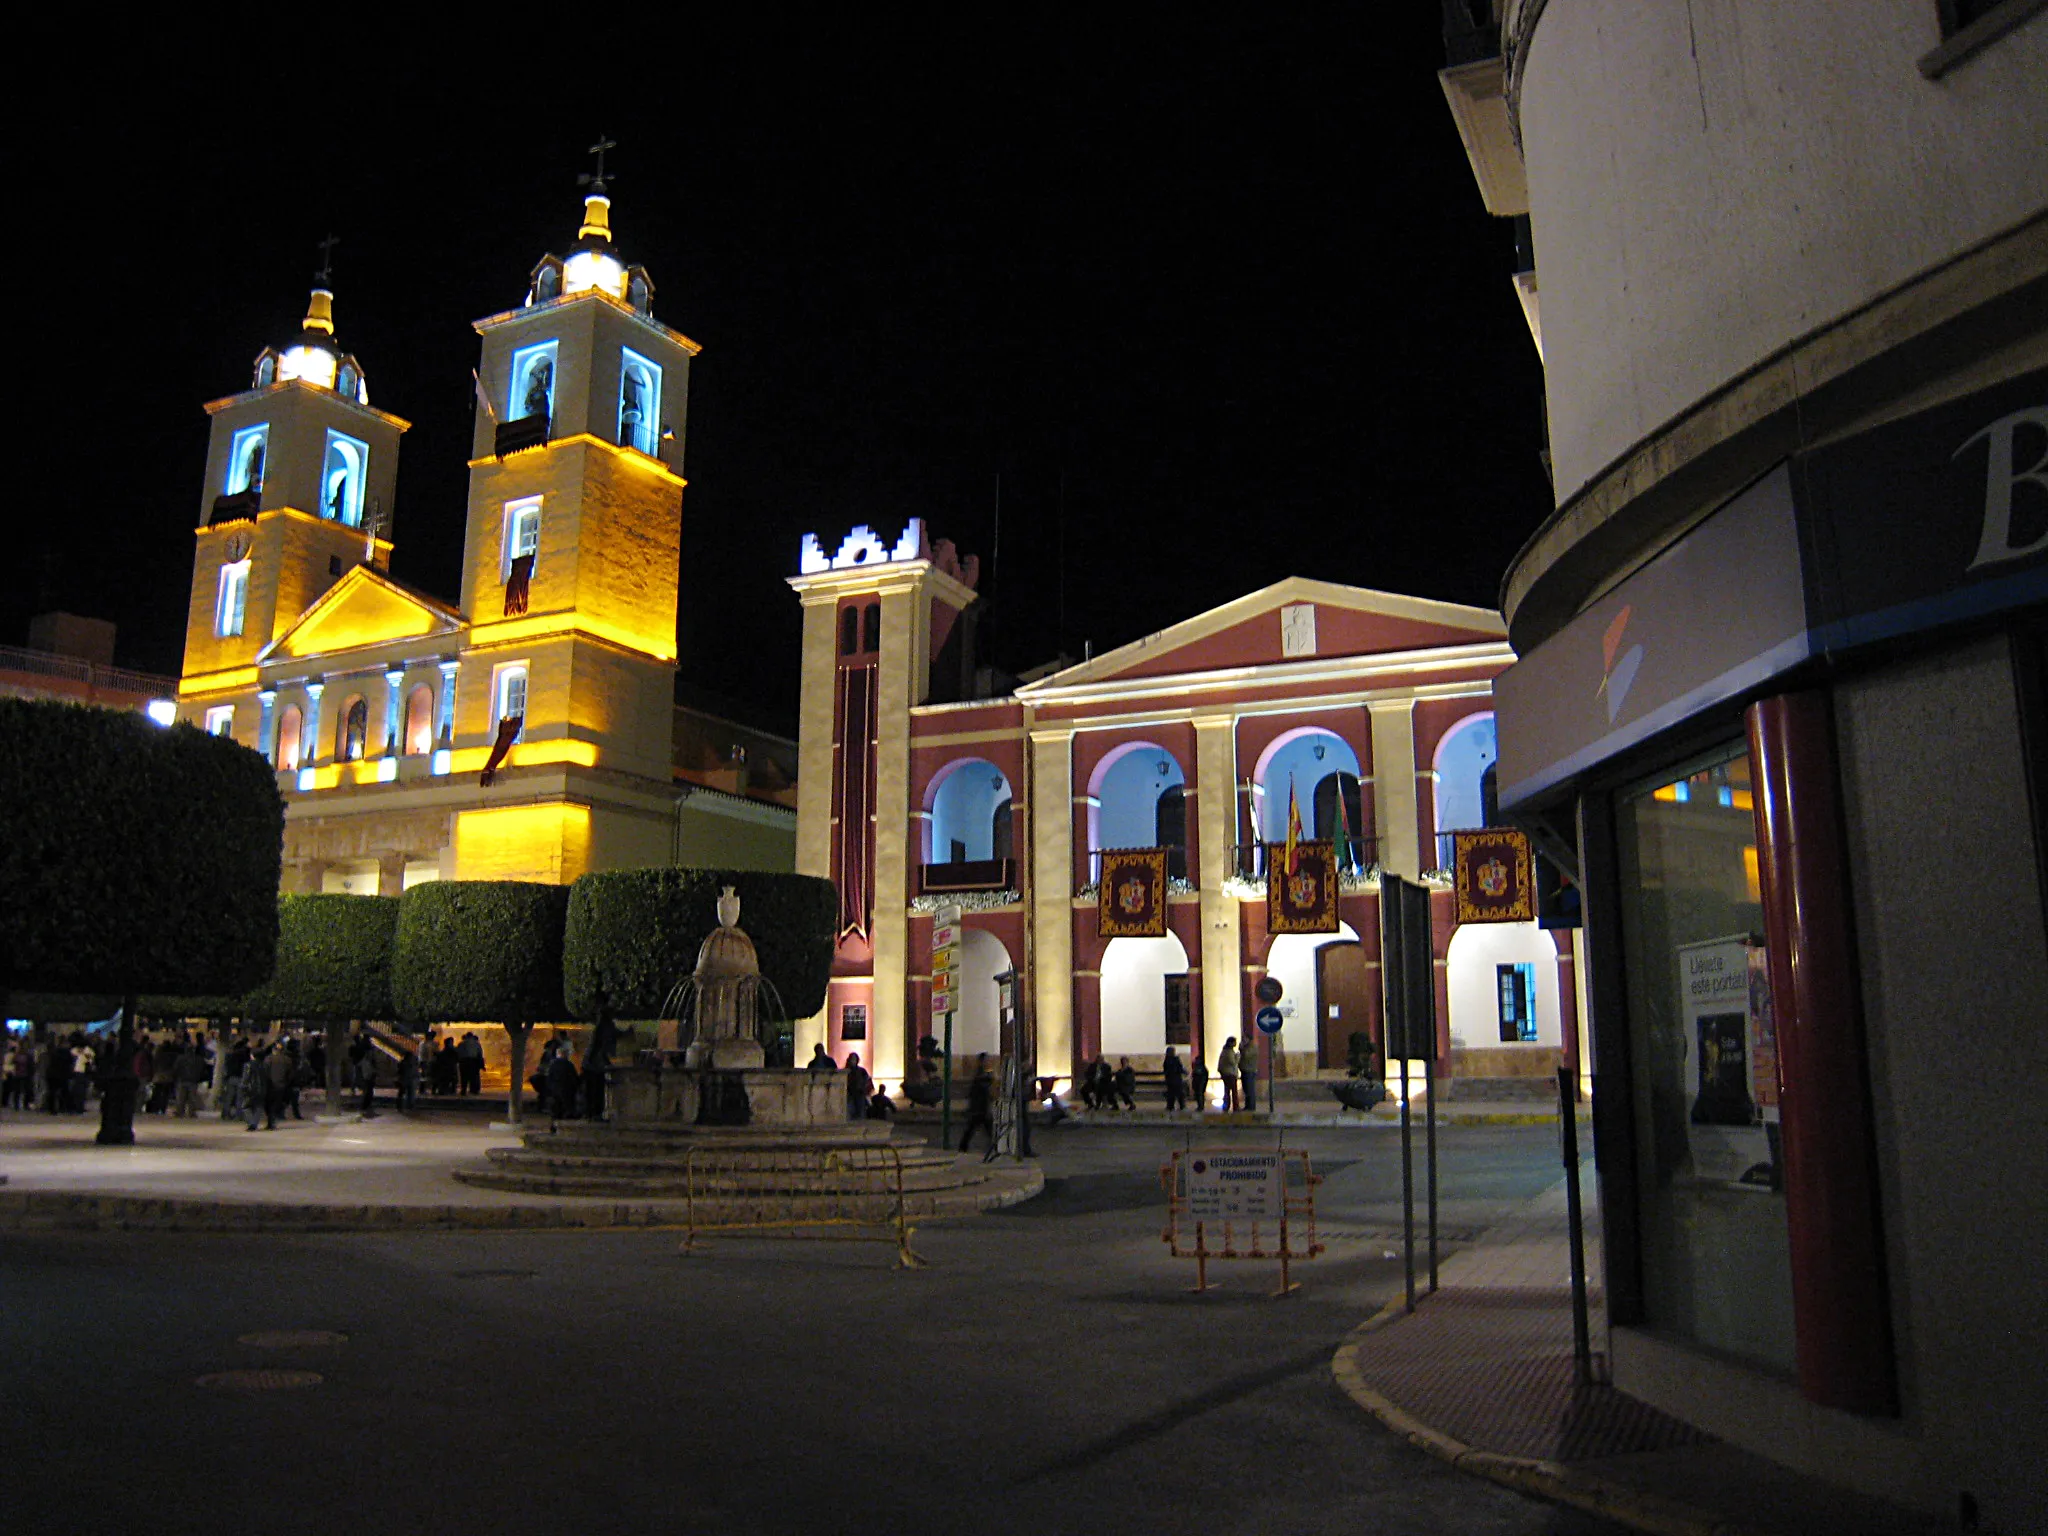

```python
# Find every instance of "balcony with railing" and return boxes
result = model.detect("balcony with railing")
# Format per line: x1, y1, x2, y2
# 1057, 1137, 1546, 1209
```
0, 645, 176, 708
920, 857, 1017, 895
1231, 837, 1381, 884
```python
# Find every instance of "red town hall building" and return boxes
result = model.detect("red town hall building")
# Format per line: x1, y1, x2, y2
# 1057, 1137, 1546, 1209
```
789, 521, 1579, 1101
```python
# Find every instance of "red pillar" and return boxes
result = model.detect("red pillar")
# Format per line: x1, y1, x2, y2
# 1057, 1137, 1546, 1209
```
1747, 691, 1896, 1415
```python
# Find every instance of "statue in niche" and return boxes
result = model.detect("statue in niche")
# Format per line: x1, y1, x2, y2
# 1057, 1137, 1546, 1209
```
523, 359, 553, 422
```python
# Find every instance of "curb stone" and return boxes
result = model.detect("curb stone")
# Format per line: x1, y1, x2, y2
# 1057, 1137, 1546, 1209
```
1330, 1297, 1769, 1536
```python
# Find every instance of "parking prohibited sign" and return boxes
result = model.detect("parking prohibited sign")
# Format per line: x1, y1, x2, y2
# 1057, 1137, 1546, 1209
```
1185, 1150, 1283, 1221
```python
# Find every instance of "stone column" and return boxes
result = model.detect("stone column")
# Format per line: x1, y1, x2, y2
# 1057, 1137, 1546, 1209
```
303, 682, 326, 766
384, 670, 405, 757
257, 689, 277, 764
376, 852, 407, 898
1193, 714, 1242, 1072
1370, 700, 1421, 879
791, 592, 841, 1064
436, 661, 459, 751
1028, 726, 1075, 1086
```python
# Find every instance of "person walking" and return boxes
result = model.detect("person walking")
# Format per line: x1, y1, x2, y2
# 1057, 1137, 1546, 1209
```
958, 1054, 996, 1156
1240, 1039, 1259, 1115
1217, 1037, 1241, 1112
844, 1051, 872, 1121
1162, 1047, 1187, 1112
397, 1045, 421, 1114
545, 1041, 579, 1121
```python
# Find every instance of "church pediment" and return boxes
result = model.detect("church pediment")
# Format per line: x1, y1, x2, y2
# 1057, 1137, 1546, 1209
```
261, 565, 466, 663
1020, 578, 1507, 693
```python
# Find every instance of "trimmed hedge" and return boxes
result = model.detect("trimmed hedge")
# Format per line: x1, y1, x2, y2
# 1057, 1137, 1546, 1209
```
243, 893, 399, 1020
391, 880, 570, 1026
0, 700, 283, 996
562, 868, 836, 1020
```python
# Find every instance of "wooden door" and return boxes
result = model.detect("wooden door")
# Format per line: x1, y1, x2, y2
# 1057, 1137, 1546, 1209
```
1316, 941, 1373, 1070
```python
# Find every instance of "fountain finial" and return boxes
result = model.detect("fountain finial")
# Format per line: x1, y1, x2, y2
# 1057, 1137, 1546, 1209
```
717, 885, 740, 930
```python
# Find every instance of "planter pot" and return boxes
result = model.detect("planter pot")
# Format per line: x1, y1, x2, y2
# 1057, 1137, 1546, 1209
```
1330, 1079, 1386, 1112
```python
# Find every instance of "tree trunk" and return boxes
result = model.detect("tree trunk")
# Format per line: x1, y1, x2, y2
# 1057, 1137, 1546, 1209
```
505, 1022, 530, 1129
95, 993, 139, 1146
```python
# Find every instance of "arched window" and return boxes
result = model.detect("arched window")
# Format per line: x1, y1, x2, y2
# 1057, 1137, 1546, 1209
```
403, 685, 435, 756
628, 271, 653, 313
863, 602, 881, 652
840, 606, 861, 656
322, 431, 368, 526
339, 696, 368, 762
274, 705, 303, 770
254, 353, 277, 388
926, 759, 1013, 864
1087, 742, 1187, 881
1255, 728, 1362, 841
618, 349, 661, 455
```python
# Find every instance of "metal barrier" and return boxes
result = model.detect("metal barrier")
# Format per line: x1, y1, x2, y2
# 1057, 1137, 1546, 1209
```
681, 1145, 927, 1269
1159, 1147, 1323, 1295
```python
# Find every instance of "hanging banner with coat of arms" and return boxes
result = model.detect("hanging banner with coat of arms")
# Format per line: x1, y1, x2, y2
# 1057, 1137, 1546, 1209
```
1452, 829, 1535, 923
1099, 848, 1169, 938
1267, 840, 1339, 934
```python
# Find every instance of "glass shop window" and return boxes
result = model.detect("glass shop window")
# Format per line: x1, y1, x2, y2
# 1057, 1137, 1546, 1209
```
1615, 742, 1793, 1372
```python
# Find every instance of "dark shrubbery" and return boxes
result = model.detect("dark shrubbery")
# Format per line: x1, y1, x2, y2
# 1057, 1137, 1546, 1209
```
0, 700, 283, 998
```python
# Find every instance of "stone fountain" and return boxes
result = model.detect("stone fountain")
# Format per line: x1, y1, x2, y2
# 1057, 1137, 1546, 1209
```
458, 887, 1015, 1203
603, 885, 886, 1137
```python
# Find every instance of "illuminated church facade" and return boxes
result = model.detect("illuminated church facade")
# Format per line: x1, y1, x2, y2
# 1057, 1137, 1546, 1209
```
790, 526, 1578, 1097
174, 181, 794, 892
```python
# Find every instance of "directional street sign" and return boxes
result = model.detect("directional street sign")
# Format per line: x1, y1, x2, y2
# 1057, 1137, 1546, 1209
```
1254, 1005, 1285, 1036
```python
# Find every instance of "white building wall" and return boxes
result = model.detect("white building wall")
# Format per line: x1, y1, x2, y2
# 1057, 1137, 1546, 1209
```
1517, 2, 2048, 502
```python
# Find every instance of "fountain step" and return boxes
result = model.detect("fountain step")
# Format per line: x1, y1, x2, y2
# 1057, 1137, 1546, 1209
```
484, 1144, 966, 1177
458, 1154, 1007, 1200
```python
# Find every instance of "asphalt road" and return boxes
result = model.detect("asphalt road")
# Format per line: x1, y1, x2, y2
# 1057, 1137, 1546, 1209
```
1, 1123, 1622, 1536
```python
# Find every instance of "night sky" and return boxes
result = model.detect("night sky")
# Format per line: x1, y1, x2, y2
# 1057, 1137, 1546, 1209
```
15, 14, 1548, 731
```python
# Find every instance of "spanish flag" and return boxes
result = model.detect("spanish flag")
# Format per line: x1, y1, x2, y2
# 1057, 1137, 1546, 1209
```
1284, 777, 1303, 877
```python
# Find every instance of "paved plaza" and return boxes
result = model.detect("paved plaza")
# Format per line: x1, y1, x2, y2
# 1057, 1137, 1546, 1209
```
3, 1108, 1627, 1536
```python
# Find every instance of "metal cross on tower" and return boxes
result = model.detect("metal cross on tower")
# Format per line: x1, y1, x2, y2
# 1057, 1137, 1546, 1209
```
315, 233, 340, 285
579, 135, 617, 193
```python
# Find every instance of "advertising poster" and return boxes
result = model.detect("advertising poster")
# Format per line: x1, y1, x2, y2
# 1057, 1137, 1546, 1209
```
1676, 936, 1774, 1185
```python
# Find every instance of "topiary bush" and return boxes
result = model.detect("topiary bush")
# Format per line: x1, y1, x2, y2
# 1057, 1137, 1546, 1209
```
391, 881, 570, 1126
242, 893, 399, 1022
0, 700, 283, 998
562, 867, 837, 1020
391, 881, 570, 1026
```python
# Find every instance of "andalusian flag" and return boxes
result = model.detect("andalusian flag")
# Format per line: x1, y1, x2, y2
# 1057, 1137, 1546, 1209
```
1284, 777, 1304, 876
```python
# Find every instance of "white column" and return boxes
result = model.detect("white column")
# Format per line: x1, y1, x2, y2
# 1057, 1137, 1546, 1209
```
1193, 714, 1242, 1070
257, 689, 277, 763
435, 661, 459, 772
1370, 699, 1421, 880
303, 682, 325, 768
1028, 726, 1075, 1086
383, 670, 404, 755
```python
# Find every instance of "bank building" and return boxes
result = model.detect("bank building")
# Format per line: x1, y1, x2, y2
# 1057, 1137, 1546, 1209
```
171, 177, 795, 890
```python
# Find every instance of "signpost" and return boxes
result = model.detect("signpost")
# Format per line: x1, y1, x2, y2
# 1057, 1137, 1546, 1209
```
1254, 1005, 1284, 1035
932, 904, 962, 1148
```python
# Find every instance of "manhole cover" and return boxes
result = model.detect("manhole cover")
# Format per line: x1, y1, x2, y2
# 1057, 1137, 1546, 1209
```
237, 1330, 348, 1349
196, 1369, 324, 1391
451, 1268, 536, 1279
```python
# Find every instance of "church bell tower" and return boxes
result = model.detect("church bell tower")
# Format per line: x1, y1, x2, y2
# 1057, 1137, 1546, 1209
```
181, 246, 408, 689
